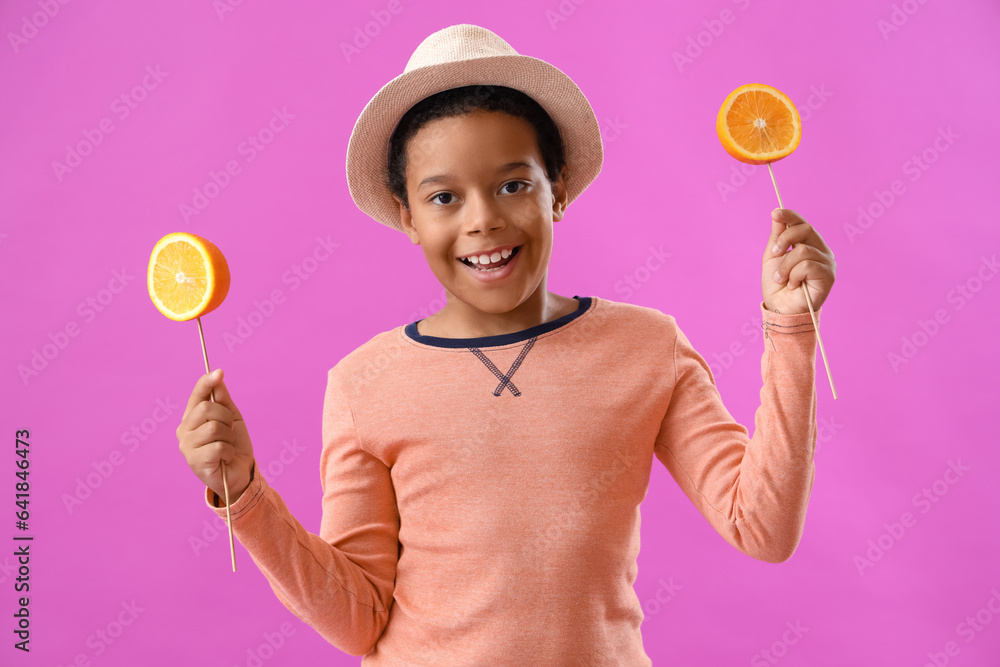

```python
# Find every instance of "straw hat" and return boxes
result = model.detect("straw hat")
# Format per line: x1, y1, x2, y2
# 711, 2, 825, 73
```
345, 23, 604, 233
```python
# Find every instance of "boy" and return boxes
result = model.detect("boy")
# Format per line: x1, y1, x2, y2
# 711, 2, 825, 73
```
178, 23, 836, 664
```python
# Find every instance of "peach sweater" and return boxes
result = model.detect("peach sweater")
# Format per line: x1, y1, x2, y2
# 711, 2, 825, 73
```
205, 295, 820, 664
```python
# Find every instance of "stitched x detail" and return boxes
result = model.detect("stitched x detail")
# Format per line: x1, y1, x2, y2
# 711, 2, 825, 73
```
469, 337, 537, 396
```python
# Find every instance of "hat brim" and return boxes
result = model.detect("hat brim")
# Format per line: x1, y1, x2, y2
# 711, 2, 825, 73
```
346, 54, 604, 233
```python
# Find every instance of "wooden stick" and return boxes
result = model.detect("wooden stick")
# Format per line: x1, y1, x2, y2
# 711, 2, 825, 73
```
197, 316, 238, 572
766, 162, 838, 400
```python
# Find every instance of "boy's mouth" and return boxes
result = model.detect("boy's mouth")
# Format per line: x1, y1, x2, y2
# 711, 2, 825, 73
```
458, 245, 521, 271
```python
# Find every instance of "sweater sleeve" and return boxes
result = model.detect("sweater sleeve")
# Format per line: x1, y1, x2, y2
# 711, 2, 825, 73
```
653, 300, 819, 563
202, 365, 399, 655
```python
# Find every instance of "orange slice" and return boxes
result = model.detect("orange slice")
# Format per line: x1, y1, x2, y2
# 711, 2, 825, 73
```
717, 83, 801, 165
148, 232, 230, 321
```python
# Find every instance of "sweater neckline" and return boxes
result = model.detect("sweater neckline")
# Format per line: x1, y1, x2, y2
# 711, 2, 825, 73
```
403, 296, 593, 349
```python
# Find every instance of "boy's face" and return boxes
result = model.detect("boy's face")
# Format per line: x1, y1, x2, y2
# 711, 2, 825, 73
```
395, 110, 568, 318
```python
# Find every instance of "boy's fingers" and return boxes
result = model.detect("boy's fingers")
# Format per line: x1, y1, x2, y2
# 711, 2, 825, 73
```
767, 209, 823, 260
206, 373, 244, 423
766, 209, 787, 256
190, 417, 229, 443
773, 208, 805, 225
178, 404, 235, 449
194, 438, 236, 469
183, 369, 219, 420
201, 401, 235, 428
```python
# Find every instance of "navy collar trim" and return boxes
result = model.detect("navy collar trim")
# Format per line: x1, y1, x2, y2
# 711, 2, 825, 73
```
404, 296, 592, 349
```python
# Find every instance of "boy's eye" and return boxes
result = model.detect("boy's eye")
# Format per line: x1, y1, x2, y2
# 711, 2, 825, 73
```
429, 182, 526, 206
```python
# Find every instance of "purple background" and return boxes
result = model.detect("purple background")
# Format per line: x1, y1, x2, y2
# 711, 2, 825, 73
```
3, 0, 999, 665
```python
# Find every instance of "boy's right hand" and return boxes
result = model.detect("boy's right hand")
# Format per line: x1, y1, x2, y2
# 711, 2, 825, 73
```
177, 368, 255, 506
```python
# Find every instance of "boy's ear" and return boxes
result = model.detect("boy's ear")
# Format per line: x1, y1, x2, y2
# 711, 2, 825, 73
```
551, 164, 569, 222
395, 196, 421, 245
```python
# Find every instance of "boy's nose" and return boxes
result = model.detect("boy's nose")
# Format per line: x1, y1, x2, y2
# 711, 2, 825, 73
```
462, 194, 508, 233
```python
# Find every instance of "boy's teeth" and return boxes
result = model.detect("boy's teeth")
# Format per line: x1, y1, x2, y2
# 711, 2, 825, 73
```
472, 249, 506, 264
470, 248, 513, 267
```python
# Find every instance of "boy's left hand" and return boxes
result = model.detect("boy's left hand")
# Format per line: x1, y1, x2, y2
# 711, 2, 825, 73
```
762, 208, 836, 315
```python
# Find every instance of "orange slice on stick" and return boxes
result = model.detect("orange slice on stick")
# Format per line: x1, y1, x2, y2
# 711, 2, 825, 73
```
717, 83, 801, 165
148, 231, 239, 571
148, 233, 231, 321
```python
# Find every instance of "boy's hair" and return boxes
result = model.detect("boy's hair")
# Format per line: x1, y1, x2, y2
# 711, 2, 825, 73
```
387, 85, 567, 211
